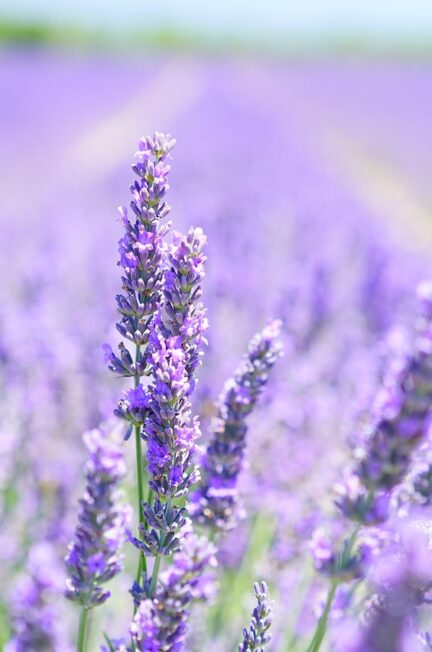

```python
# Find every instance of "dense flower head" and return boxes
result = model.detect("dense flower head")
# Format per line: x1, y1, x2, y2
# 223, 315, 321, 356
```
144, 323, 201, 500
65, 425, 130, 609
191, 320, 282, 530
105, 132, 175, 378
128, 499, 189, 559
129, 532, 217, 651
162, 227, 208, 389
334, 518, 432, 652
238, 581, 272, 652
336, 282, 432, 525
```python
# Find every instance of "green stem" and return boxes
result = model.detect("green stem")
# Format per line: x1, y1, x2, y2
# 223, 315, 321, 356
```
134, 422, 147, 580
77, 608, 89, 652
305, 580, 337, 652
150, 553, 163, 597
134, 344, 147, 583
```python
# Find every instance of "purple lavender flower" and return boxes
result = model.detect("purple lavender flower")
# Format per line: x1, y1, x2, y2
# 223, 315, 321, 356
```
162, 227, 208, 390
145, 325, 201, 501
65, 425, 130, 609
336, 281, 432, 525
129, 532, 217, 651
128, 325, 202, 562
309, 527, 364, 582
238, 581, 272, 652
6, 543, 72, 652
191, 321, 282, 530
105, 132, 175, 414
334, 519, 432, 652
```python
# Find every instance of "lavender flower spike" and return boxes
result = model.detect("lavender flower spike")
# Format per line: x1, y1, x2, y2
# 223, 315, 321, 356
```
238, 581, 273, 652
105, 132, 175, 420
336, 281, 432, 525
191, 320, 282, 530
163, 227, 208, 390
130, 532, 217, 651
65, 425, 130, 609
131, 325, 202, 561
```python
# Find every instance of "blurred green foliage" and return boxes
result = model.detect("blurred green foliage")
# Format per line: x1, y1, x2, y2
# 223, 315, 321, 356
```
1, 18, 432, 59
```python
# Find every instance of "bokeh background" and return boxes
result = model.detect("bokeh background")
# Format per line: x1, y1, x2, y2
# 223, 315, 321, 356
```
1, 2, 432, 650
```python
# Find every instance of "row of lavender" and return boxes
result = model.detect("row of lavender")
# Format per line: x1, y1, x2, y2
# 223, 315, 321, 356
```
1, 53, 432, 651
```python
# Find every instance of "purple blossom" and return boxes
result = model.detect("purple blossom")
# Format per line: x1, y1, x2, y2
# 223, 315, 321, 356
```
238, 581, 272, 652
65, 425, 130, 609
333, 518, 432, 652
130, 532, 217, 651
162, 227, 208, 390
336, 281, 432, 525
105, 132, 174, 382
144, 326, 201, 500
191, 321, 282, 530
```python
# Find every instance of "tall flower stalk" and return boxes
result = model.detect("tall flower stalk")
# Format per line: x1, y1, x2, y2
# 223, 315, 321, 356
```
104, 135, 210, 649
104, 132, 175, 581
130, 531, 217, 651
129, 221, 207, 598
238, 581, 272, 652
191, 321, 282, 531
65, 426, 130, 651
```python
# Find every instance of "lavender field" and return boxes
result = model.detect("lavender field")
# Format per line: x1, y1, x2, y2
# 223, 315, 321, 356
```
2, 47, 432, 651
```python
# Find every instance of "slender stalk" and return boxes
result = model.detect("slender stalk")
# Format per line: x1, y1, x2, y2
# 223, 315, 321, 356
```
134, 344, 147, 581
306, 580, 337, 652
77, 608, 89, 652
150, 553, 163, 597
134, 424, 147, 579
149, 507, 169, 597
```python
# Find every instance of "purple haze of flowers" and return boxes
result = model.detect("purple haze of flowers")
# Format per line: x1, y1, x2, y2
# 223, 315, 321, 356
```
65, 425, 130, 609
6, 543, 72, 652
398, 438, 432, 510
335, 281, 432, 525
238, 581, 272, 652
127, 532, 217, 651
334, 519, 432, 652
191, 321, 282, 530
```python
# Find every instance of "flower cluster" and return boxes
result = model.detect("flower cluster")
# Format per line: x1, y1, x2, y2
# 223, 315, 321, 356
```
334, 519, 432, 652
65, 426, 130, 609
106, 533, 217, 652
104, 132, 175, 428
238, 581, 272, 652
310, 528, 364, 582
336, 281, 432, 525
162, 227, 208, 390
191, 321, 282, 530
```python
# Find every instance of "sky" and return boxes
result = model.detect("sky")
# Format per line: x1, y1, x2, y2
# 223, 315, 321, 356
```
2, 0, 432, 43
